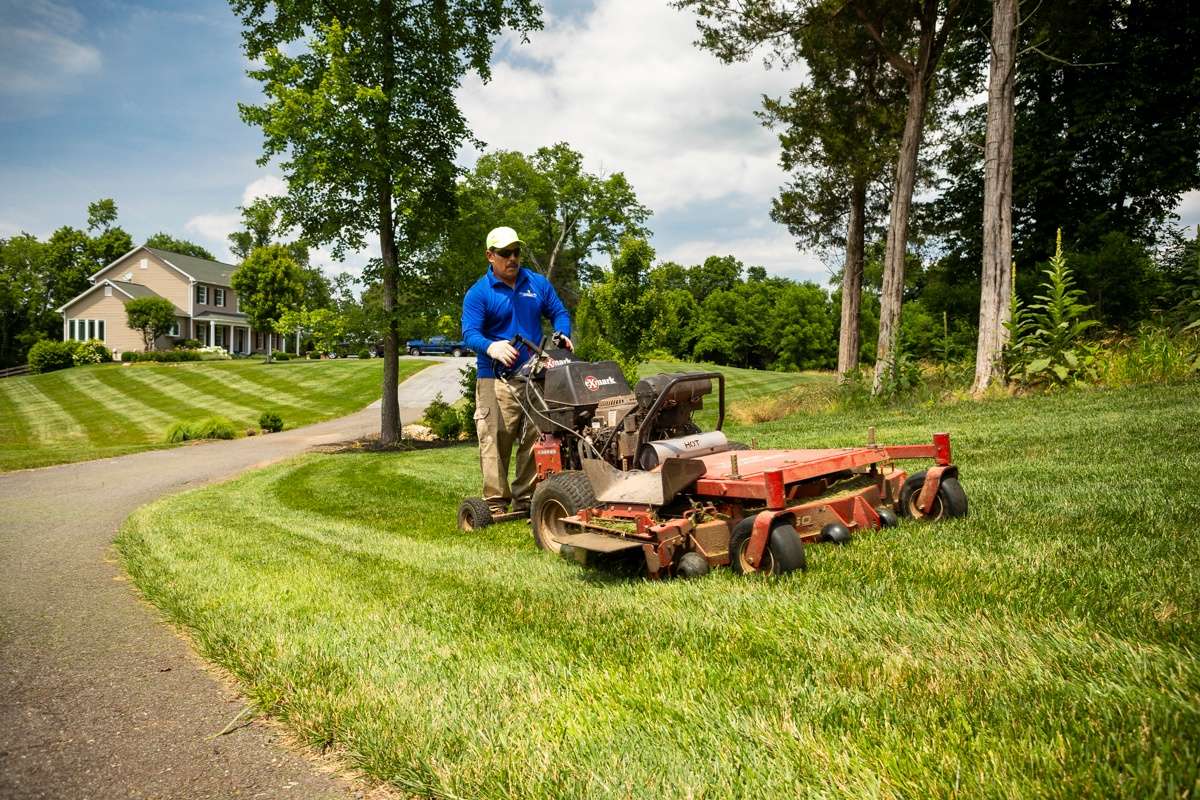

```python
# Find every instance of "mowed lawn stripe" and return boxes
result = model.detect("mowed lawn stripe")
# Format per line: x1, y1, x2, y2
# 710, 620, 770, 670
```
168, 368, 317, 421
195, 366, 326, 413
64, 369, 174, 436
91, 367, 222, 429
0, 380, 33, 444
231, 361, 382, 405
1, 376, 88, 446
35, 370, 153, 447
119, 368, 263, 423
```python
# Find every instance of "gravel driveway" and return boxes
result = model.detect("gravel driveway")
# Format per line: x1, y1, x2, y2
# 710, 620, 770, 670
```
0, 358, 466, 799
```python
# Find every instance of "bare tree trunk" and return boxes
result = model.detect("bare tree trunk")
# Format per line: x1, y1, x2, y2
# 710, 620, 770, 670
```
838, 176, 867, 379
973, 0, 1018, 395
873, 75, 929, 391
379, 189, 400, 445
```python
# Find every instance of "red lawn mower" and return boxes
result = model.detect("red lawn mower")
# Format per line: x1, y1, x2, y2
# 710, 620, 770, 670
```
457, 335, 967, 578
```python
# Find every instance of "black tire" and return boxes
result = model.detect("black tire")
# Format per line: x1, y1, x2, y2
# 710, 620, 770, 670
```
729, 518, 807, 576
875, 506, 900, 528
899, 470, 969, 520
676, 551, 710, 579
457, 497, 492, 531
821, 522, 852, 545
530, 470, 597, 553
452, 348, 463, 357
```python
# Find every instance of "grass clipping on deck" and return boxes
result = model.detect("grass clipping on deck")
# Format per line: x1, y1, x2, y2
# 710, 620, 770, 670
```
117, 383, 1200, 799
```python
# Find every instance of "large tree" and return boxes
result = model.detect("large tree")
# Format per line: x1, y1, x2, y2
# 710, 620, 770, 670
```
231, 244, 304, 361
124, 297, 178, 351
233, 0, 541, 444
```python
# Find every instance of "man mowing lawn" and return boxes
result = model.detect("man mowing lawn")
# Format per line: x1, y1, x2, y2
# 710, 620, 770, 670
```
461, 226, 573, 517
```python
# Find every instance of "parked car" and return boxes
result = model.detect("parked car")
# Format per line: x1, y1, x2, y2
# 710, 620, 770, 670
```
405, 336, 473, 357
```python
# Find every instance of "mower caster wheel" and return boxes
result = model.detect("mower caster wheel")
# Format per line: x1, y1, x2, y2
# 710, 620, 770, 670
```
457, 497, 493, 531
821, 522, 852, 545
676, 552, 710, 579
875, 507, 899, 528
900, 471, 968, 521
729, 519, 806, 576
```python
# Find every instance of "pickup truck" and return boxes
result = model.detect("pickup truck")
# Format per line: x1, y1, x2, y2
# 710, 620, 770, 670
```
405, 336, 473, 357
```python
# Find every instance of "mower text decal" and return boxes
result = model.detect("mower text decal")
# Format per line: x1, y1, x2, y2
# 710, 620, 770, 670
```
584, 375, 617, 391
545, 357, 573, 368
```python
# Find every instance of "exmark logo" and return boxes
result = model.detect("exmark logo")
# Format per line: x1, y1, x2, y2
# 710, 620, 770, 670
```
584, 375, 617, 391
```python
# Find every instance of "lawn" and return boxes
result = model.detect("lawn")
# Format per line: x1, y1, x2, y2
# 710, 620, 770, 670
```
0, 358, 429, 471
116, 378, 1200, 798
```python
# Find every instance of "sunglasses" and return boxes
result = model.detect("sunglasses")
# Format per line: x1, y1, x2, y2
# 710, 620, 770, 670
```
492, 247, 520, 259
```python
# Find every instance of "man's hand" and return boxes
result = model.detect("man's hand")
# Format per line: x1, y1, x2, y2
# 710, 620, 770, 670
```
559, 335, 573, 351
486, 339, 519, 366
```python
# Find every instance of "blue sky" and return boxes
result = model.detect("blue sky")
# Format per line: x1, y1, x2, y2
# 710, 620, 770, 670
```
2, 0, 1197, 287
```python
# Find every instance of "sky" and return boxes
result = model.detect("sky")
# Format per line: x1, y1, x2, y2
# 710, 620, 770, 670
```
1, 0, 1198, 288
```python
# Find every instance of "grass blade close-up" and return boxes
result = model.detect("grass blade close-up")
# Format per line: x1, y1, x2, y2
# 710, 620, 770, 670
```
0, 359, 428, 472
116, 381, 1200, 799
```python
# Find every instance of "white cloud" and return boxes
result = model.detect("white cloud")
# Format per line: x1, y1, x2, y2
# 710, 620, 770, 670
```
242, 174, 287, 205
0, 0, 101, 94
1176, 190, 1200, 228
457, 0, 814, 280
184, 212, 240, 253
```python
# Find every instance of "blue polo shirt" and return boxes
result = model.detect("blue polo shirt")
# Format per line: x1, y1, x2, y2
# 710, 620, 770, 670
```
462, 267, 572, 378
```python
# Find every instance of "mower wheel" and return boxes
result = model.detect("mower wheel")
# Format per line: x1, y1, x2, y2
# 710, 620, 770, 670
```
729, 518, 807, 576
457, 497, 493, 531
875, 506, 899, 528
676, 551, 710, 579
530, 470, 596, 554
899, 471, 969, 520
821, 522, 852, 545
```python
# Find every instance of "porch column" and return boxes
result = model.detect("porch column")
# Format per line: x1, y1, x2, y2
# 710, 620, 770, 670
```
209, 319, 214, 349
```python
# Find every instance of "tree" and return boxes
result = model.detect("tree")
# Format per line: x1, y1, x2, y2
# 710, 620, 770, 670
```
233, 0, 541, 444
972, 0, 1018, 394
144, 233, 215, 260
576, 237, 657, 378
125, 297, 178, 351
231, 244, 304, 361
87, 199, 118, 232
433, 143, 650, 308
275, 306, 345, 355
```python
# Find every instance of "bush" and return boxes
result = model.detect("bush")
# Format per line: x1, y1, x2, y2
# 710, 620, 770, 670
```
177, 338, 201, 349
306, 350, 321, 360
259, 411, 283, 433
271, 350, 292, 361
28, 340, 79, 373
1095, 326, 1200, 386
197, 346, 231, 361
357, 348, 371, 359
123, 350, 202, 363
421, 392, 463, 440
164, 416, 238, 442
73, 339, 112, 365
459, 364, 477, 439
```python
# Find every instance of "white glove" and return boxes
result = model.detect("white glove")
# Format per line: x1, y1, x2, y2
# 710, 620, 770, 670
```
486, 339, 519, 366
559, 335, 574, 351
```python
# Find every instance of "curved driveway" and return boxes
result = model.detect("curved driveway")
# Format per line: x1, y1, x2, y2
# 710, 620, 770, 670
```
0, 358, 465, 799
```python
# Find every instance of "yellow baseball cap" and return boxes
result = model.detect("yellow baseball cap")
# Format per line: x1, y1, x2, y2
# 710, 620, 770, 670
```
486, 226, 524, 250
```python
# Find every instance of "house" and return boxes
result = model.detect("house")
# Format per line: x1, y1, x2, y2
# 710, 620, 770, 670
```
57, 246, 294, 356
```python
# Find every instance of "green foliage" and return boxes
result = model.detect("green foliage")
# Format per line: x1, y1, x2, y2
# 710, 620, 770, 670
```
233, 245, 304, 341
121, 350, 202, 363
73, 339, 112, 365
576, 237, 657, 382
177, 338, 201, 350
143, 233, 214, 260
1005, 233, 1100, 389
1095, 326, 1200, 387
124, 296, 178, 351
421, 392, 463, 440
27, 340, 79, 373
459, 364, 477, 440
270, 351, 292, 362
258, 411, 283, 433
164, 416, 238, 443
276, 307, 345, 355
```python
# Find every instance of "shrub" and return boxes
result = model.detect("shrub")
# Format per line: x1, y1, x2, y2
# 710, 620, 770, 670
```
459, 364, 477, 439
197, 346, 231, 361
1095, 326, 1200, 386
306, 350, 321, 360
28, 340, 79, 373
259, 411, 283, 433
73, 339, 112, 365
165, 416, 238, 443
177, 338, 201, 349
271, 350, 292, 361
124, 350, 202, 363
357, 348, 371, 359
421, 392, 463, 440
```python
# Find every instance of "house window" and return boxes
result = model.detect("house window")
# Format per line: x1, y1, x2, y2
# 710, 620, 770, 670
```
104, 285, 112, 297
216, 326, 225, 347
98, 320, 105, 342
68, 320, 76, 340
235, 295, 241, 312
87, 320, 95, 340
169, 320, 180, 337
214, 288, 225, 307
139, 258, 148, 269
196, 285, 208, 304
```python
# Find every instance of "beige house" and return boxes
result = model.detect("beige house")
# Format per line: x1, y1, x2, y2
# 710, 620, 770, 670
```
57, 246, 293, 357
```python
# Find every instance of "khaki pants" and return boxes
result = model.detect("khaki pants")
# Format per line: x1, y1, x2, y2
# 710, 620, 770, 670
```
475, 377, 537, 512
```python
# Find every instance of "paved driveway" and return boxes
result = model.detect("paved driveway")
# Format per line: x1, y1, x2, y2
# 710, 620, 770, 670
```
0, 358, 466, 799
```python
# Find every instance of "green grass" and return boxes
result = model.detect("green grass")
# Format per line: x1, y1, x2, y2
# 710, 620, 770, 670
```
117, 380, 1200, 798
0, 359, 429, 471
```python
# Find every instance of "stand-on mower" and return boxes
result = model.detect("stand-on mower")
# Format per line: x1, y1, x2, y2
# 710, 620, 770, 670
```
457, 335, 967, 578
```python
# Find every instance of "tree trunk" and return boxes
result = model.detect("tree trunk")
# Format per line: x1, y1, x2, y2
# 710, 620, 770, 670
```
377, 0, 400, 445
837, 176, 868, 379
973, 0, 1018, 395
873, 73, 929, 392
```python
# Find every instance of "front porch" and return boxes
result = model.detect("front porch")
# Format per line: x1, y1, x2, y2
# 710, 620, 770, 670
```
190, 313, 297, 355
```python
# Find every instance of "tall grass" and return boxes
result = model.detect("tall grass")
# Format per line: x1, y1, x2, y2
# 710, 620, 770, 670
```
118, 382, 1200, 799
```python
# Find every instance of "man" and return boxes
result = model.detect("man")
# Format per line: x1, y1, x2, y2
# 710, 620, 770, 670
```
462, 226, 573, 515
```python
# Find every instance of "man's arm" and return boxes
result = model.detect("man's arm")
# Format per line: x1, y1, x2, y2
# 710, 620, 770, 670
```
461, 286, 494, 356
540, 277, 572, 339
